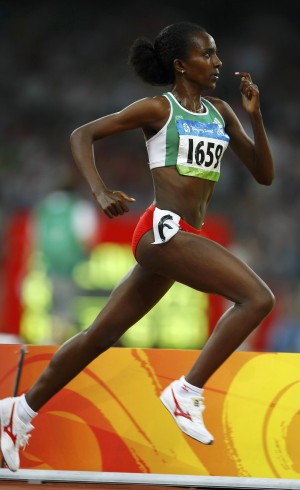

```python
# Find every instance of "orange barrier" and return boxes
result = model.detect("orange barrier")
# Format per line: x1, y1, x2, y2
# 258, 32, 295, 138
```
0, 345, 299, 479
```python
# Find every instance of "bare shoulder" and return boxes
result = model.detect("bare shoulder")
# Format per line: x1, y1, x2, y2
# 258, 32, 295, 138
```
124, 95, 169, 117
120, 94, 170, 131
204, 95, 250, 140
204, 95, 235, 122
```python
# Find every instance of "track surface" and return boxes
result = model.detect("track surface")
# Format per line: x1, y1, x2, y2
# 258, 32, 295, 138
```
0, 484, 222, 489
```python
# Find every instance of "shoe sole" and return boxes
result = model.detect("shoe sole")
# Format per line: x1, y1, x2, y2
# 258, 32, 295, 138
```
160, 391, 214, 445
0, 403, 18, 472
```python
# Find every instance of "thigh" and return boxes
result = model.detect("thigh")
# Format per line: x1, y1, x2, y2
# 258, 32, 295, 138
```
136, 230, 270, 304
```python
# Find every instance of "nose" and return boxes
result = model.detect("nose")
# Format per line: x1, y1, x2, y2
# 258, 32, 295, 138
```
214, 54, 222, 67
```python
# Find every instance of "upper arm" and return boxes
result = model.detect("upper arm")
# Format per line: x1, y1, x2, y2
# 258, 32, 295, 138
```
71, 96, 169, 142
211, 98, 255, 166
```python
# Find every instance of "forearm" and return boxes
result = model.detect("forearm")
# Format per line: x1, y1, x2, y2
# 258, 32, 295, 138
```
70, 128, 107, 195
249, 111, 275, 185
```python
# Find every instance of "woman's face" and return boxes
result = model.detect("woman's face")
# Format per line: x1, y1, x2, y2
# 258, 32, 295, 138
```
182, 32, 222, 90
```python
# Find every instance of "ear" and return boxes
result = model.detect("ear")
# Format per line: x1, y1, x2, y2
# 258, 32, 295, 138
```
173, 58, 185, 75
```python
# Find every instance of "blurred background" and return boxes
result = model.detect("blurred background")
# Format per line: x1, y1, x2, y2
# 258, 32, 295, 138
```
0, 0, 300, 351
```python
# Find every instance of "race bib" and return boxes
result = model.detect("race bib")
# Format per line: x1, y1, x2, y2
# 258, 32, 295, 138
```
152, 207, 181, 245
176, 120, 229, 181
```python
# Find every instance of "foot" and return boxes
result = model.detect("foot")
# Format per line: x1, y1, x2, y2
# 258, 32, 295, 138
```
160, 379, 214, 445
0, 397, 34, 471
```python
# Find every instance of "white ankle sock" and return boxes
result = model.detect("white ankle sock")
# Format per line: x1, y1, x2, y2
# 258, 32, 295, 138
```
17, 394, 38, 425
176, 376, 203, 396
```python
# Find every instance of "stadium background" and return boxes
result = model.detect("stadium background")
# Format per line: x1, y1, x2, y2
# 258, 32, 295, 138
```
0, 0, 300, 351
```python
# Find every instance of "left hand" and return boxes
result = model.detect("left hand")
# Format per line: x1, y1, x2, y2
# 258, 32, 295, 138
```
93, 188, 136, 219
235, 71, 260, 114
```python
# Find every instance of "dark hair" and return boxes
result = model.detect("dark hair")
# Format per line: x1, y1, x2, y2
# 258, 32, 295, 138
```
128, 22, 207, 86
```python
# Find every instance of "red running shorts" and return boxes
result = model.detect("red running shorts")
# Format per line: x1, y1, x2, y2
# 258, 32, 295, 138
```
131, 204, 203, 258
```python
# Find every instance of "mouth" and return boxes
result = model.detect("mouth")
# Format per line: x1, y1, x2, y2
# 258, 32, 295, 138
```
210, 73, 219, 81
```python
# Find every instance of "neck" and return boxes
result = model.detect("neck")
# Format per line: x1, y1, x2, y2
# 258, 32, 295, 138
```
171, 91, 204, 113
171, 84, 205, 113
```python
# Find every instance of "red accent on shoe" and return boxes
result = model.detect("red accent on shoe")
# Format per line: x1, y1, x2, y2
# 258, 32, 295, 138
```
3, 402, 17, 446
171, 387, 192, 421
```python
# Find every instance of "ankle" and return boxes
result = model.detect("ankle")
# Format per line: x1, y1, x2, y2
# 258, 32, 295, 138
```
17, 394, 38, 425
175, 376, 203, 397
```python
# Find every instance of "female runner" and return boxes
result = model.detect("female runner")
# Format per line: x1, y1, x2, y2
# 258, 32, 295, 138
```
0, 21, 275, 471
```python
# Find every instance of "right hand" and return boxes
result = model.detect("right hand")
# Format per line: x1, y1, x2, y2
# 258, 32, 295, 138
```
235, 71, 260, 114
93, 188, 136, 218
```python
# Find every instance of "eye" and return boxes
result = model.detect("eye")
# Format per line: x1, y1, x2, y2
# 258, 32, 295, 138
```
203, 49, 215, 59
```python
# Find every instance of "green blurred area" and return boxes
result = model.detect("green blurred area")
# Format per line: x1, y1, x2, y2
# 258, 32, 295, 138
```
20, 241, 209, 349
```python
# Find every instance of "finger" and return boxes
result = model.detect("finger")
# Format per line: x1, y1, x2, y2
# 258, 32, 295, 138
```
117, 191, 136, 202
235, 74, 253, 89
115, 198, 132, 214
245, 81, 258, 94
111, 195, 130, 214
234, 71, 251, 80
119, 201, 129, 213
236, 75, 256, 95
110, 203, 121, 216
113, 201, 128, 215
104, 208, 114, 219
104, 203, 119, 217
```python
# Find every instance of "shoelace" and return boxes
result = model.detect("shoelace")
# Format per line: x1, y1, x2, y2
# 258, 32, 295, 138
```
16, 432, 31, 450
187, 396, 206, 423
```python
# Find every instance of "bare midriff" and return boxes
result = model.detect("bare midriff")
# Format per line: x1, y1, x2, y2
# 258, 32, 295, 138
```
151, 166, 216, 229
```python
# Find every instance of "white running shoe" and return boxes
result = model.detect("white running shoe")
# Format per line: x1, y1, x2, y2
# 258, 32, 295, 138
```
0, 397, 34, 472
160, 379, 214, 445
